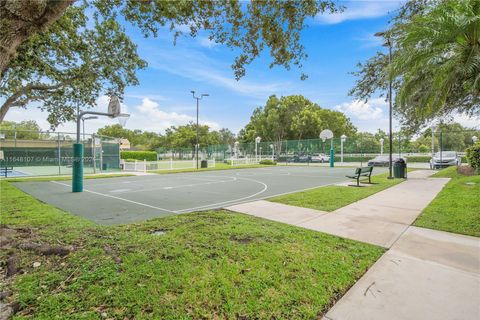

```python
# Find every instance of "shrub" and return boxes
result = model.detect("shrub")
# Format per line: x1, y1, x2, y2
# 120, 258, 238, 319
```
466, 143, 480, 173
120, 151, 157, 161
259, 159, 277, 165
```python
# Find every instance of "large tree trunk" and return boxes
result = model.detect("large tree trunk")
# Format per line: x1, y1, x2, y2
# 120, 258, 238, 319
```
0, 0, 74, 80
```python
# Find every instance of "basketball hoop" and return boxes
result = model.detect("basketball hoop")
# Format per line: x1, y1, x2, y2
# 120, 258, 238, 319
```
117, 113, 130, 127
108, 95, 121, 118
320, 129, 334, 142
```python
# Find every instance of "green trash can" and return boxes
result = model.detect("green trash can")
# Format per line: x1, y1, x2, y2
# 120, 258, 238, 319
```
393, 158, 406, 178
102, 163, 108, 171
201, 160, 208, 168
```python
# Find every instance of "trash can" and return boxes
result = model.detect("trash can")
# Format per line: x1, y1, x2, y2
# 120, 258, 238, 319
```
393, 158, 406, 178
201, 160, 208, 168
102, 163, 108, 171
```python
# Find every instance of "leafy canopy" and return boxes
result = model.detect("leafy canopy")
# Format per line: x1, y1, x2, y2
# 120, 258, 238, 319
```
238, 95, 357, 143
350, 0, 480, 130
0, 0, 340, 126
0, 4, 146, 127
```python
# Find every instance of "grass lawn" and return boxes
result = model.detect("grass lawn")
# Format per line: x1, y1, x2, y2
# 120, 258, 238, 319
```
0, 180, 383, 319
269, 172, 406, 212
414, 166, 480, 237
151, 162, 272, 174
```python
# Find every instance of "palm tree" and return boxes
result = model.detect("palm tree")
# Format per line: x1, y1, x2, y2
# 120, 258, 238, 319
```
390, 0, 480, 126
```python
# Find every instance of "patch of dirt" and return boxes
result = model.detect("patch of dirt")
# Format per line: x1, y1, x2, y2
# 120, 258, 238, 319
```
457, 165, 476, 176
103, 245, 122, 264
229, 235, 255, 244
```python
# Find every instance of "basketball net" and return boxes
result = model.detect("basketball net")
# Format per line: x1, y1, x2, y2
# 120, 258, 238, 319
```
117, 114, 130, 128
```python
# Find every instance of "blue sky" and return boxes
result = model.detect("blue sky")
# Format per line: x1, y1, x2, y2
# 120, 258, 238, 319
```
5, 0, 478, 134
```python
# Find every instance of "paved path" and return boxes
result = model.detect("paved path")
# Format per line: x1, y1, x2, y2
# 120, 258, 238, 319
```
226, 170, 480, 320
228, 170, 449, 248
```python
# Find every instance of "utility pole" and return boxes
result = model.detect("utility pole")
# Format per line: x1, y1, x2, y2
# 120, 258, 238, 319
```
375, 31, 394, 179
191, 91, 209, 169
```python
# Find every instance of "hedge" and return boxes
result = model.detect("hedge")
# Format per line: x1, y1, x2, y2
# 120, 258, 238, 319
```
466, 143, 480, 173
259, 159, 277, 165
120, 151, 157, 161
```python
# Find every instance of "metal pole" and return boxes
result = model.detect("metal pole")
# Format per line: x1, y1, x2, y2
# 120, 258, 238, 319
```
57, 132, 61, 175
92, 134, 96, 174
196, 97, 199, 170
341, 139, 344, 165
82, 118, 85, 142
440, 131, 443, 165
388, 40, 393, 179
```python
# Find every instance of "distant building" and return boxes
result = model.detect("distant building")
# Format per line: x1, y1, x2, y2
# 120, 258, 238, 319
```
119, 138, 131, 150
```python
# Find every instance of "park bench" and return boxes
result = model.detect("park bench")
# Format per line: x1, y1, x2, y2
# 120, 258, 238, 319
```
346, 166, 373, 187
0, 165, 13, 178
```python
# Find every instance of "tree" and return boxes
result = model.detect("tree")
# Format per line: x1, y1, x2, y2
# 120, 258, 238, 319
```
0, 120, 41, 139
0, 5, 146, 126
1, 1, 341, 122
240, 95, 356, 144
291, 104, 323, 140
350, 0, 480, 130
218, 128, 236, 146
97, 124, 165, 151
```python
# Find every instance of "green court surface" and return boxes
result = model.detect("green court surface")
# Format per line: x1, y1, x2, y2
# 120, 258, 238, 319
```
13, 166, 386, 225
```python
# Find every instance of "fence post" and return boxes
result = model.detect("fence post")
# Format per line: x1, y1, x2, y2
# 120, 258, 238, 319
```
144, 159, 147, 173
57, 132, 61, 175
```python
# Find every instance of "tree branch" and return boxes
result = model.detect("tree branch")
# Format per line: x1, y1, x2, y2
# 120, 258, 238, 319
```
0, 78, 77, 122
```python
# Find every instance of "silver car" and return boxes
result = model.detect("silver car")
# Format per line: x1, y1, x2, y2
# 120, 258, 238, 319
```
430, 151, 461, 169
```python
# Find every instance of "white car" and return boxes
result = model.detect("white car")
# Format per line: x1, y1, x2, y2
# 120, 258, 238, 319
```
430, 151, 461, 169
311, 153, 330, 163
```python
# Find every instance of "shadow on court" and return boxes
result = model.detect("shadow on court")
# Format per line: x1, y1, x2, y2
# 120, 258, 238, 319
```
12, 166, 386, 225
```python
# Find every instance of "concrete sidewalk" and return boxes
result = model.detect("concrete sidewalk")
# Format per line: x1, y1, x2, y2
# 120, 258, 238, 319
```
227, 170, 449, 248
324, 227, 480, 320
226, 170, 480, 320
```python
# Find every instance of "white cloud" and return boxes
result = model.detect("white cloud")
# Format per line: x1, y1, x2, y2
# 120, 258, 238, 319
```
198, 37, 218, 48
316, 1, 403, 24
143, 45, 288, 99
335, 98, 385, 120
2, 96, 220, 134
133, 98, 220, 131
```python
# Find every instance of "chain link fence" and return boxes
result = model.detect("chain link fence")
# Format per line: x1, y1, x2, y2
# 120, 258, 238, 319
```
156, 129, 479, 168
0, 130, 120, 177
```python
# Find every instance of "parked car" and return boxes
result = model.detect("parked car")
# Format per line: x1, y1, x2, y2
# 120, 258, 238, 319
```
311, 153, 330, 163
367, 155, 405, 167
430, 151, 461, 169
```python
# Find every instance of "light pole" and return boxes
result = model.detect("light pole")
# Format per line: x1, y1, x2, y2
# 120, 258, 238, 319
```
341, 134, 346, 165
255, 136, 261, 161
191, 91, 209, 169
259, 147, 262, 160
380, 138, 384, 155
82, 116, 98, 142
375, 31, 394, 179
270, 144, 275, 161
431, 124, 436, 161
234, 141, 239, 159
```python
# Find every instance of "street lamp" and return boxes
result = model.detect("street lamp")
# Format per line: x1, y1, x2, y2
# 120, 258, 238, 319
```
191, 91, 209, 169
472, 135, 478, 144
375, 31, 394, 179
341, 134, 346, 165
270, 144, 275, 161
380, 138, 384, 155
82, 116, 98, 141
234, 141, 239, 159
255, 136, 261, 161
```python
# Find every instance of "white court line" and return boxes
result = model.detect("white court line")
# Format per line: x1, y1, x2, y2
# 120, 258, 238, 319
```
111, 177, 238, 194
50, 181, 177, 213
174, 176, 268, 213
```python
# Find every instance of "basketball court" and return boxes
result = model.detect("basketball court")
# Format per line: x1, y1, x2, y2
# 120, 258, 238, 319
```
13, 166, 387, 225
